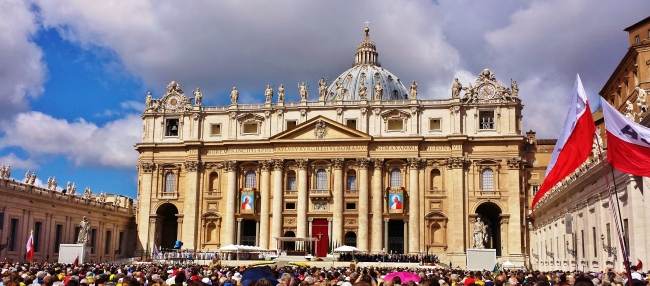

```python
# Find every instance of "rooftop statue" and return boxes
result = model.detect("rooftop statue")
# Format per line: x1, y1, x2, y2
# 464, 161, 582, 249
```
264, 84, 273, 103
625, 100, 635, 120
299, 82, 308, 102
510, 79, 519, 97
636, 87, 647, 115
451, 78, 462, 98
318, 78, 327, 101
409, 81, 418, 100
0, 165, 10, 179
277, 84, 285, 103
374, 80, 383, 100
230, 86, 239, 105
193, 88, 203, 106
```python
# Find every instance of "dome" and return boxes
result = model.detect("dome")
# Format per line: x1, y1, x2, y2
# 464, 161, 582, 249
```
323, 27, 409, 102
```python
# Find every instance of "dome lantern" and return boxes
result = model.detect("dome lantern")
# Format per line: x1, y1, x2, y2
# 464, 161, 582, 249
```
354, 26, 379, 66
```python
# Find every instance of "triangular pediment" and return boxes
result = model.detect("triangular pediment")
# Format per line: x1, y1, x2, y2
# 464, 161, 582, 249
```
271, 116, 371, 142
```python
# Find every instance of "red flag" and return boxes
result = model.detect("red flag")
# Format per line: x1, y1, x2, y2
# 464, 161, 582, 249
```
532, 75, 596, 209
601, 98, 650, 177
25, 230, 34, 262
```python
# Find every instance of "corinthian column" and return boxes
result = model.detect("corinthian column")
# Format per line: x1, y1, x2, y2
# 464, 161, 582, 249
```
407, 158, 420, 253
296, 160, 308, 241
332, 158, 344, 245
371, 159, 383, 253
221, 161, 237, 245
259, 161, 271, 249
182, 160, 201, 250
270, 160, 284, 249
137, 162, 155, 255
357, 158, 370, 251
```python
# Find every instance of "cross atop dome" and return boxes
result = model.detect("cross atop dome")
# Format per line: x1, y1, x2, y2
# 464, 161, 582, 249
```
354, 26, 379, 66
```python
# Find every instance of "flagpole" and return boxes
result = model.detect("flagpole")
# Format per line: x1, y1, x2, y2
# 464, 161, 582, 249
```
596, 136, 633, 285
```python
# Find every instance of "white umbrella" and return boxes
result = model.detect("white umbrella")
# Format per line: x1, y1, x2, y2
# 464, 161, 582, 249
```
333, 245, 361, 253
218, 244, 240, 252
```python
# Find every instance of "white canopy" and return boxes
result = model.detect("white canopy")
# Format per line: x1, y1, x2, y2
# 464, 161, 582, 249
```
218, 244, 266, 253
333, 245, 361, 253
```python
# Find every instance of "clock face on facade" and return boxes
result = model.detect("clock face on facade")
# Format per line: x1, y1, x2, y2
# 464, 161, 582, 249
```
478, 83, 497, 100
166, 95, 181, 110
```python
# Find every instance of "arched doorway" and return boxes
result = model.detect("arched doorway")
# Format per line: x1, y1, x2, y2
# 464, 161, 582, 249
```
344, 231, 357, 246
475, 202, 502, 256
156, 203, 179, 249
240, 219, 257, 246
283, 231, 295, 251
387, 220, 405, 253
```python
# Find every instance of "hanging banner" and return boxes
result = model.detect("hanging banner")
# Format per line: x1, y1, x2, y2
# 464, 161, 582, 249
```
388, 190, 404, 213
240, 191, 255, 213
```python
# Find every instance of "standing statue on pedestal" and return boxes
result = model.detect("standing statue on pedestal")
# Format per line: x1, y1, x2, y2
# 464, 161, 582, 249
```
472, 216, 488, 248
277, 84, 285, 103
358, 80, 367, 100
193, 88, 203, 106
47, 177, 58, 191
374, 80, 383, 100
451, 78, 462, 98
230, 86, 239, 105
299, 82, 308, 102
318, 78, 327, 101
409, 81, 418, 99
0, 165, 10, 179
625, 100, 635, 120
264, 84, 273, 103
76, 217, 91, 245
511, 79, 519, 98
83, 187, 92, 199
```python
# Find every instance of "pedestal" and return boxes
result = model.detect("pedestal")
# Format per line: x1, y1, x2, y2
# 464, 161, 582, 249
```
58, 244, 89, 264
466, 248, 496, 271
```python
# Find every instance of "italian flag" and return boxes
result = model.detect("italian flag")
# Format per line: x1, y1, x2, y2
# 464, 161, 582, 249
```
531, 75, 596, 209
601, 97, 650, 177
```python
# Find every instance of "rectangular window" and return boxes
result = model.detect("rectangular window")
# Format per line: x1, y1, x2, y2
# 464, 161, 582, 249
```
581, 230, 585, 258
387, 118, 404, 131
0, 212, 3, 230
606, 223, 611, 251
429, 118, 441, 131
54, 224, 63, 253
285, 202, 296, 210
90, 228, 97, 254
165, 118, 179, 136
479, 110, 495, 130
624, 219, 630, 251
242, 122, 259, 134
346, 119, 357, 129
34, 222, 42, 252
104, 230, 112, 255
592, 227, 597, 257
286, 120, 297, 131
345, 202, 356, 210
9, 218, 18, 251
210, 124, 221, 136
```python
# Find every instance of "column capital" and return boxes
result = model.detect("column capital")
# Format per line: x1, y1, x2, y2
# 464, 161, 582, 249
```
370, 158, 384, 169
357, 158, 371, 168
184, 160, 202, 172
224, 161, 238, 172
260, 160, 272, 171
384, 218, 390, 223
138, 161, 156, 173
407, 158, 420, 169
236, 217, 244, 222
308, 217, 314, 222
332, 158, 344, 169
272, 159, 284, 171
446, 157, 468, 169
296, 159, 308, 169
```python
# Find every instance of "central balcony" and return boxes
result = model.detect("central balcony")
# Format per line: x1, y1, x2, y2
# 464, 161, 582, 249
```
309, 188, 331, 199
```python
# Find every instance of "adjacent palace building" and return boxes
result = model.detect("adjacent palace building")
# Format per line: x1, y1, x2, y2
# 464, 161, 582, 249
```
530, 17, 650, 272
135, 27, 536, 267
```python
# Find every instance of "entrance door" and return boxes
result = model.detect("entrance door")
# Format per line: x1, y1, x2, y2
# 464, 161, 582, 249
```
387, 219, 404, 253
156, 203, 179, 249
240, 219, 257, 246
312, 219, 329, 257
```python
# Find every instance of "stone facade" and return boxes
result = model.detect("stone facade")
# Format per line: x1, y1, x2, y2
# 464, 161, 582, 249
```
135, 27, 534, 267
0, 177, 136, 262
530, 17, 650, 272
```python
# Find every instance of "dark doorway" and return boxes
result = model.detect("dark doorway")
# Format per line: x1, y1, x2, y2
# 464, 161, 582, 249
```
312, 219, 329, 257
156, 203, 179, 249
283, 231, 295, 251
387, 219, 405, 254
475, 202, 502, 256
240, 219, 257, 246
344, 231, 357, 247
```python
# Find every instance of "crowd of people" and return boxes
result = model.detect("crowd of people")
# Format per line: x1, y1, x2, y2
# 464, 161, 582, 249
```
337, 254, 438, 264
1, 261, 649, 286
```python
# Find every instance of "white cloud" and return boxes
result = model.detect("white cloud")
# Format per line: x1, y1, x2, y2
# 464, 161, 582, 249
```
0, 153, 36, 169
0, 0, 45, 116
0, 112, 140, 168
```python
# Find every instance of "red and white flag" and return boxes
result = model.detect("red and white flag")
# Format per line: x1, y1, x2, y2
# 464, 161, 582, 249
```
25, 230, 34, 262
601, 98, 650, 176
532, 74, 596, 209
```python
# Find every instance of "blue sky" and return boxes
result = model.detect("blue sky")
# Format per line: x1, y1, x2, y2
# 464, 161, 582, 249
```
0, 0, 647, 198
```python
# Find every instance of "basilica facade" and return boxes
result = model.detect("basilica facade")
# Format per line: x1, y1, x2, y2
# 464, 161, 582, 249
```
135, 27, 532, 267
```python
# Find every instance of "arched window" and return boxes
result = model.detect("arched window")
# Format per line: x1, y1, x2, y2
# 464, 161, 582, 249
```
430, 169, 441, 190
344, 232, 357, 247
480, 168, 494, 191
346, 170, 357, 191
244, 170, 256, 189
286, 170, 296, 191
316, 169, 328, 190
206, 222, 217, 242
390, 168, 401, 188
164, 172, 176, 193
209, 172, 219, 193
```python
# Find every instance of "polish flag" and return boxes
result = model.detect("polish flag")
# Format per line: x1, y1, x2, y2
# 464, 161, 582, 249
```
601, 98, 650, 176
25, 230, 34, 262
531, 75, 596, 209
